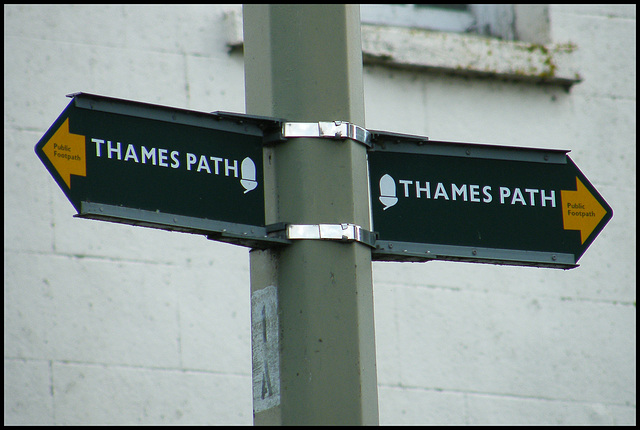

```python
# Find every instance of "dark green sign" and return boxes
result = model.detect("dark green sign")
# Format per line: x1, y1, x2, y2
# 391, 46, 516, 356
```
35, 94, 613, 263
35, 93, 285, 247
368, 135, 612, 268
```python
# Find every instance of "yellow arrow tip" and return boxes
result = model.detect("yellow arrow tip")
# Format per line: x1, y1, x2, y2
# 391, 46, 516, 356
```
42, 118, 86, 188
561, 177, 607, 244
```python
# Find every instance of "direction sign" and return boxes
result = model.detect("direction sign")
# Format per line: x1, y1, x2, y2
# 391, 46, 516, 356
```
36, 94, 613, 266
35, 93, 286, 247
368, 133, 613, 268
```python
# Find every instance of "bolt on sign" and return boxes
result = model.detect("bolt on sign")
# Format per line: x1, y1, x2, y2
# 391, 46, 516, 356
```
35, 93, 286, 248
368, 132, 613, 269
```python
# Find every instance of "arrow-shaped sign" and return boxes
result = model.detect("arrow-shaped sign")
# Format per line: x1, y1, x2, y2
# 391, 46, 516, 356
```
36, 94, 614, 266
35, 93, 289, 248
368, 135, 613, 268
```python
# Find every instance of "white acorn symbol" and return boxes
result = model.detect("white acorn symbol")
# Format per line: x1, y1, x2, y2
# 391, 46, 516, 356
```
379, 174, 398, 210
240, 157, 258, 194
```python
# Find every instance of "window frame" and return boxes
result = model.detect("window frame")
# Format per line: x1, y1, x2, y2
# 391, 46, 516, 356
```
359, 4, 476, 35
360, 4, 549, 43
224, 6, 579, 88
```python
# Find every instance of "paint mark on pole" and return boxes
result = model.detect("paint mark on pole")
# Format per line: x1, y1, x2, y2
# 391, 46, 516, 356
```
251, 285, 280, 413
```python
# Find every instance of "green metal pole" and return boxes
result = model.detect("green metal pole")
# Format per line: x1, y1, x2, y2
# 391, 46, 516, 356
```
243, 4, 379, 425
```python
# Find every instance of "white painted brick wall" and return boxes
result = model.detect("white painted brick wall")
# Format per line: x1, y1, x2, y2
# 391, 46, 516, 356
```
4, 4, 635, 425
367, 4, 636, 425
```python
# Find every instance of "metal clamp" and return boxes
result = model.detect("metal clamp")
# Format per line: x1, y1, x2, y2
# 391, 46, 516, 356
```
284, 223, 376, 247
282, 121, 371, 147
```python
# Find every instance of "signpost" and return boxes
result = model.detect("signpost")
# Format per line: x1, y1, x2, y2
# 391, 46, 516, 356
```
368, 132, 613, 268
35, 92, 286, 248
35, 93, 613, 268
35, 88, 613, 425
243, 4, 378, 425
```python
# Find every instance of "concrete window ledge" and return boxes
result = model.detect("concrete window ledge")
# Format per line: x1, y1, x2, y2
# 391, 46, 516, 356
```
361, 24, 581, 88
224, 9, 582, 89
